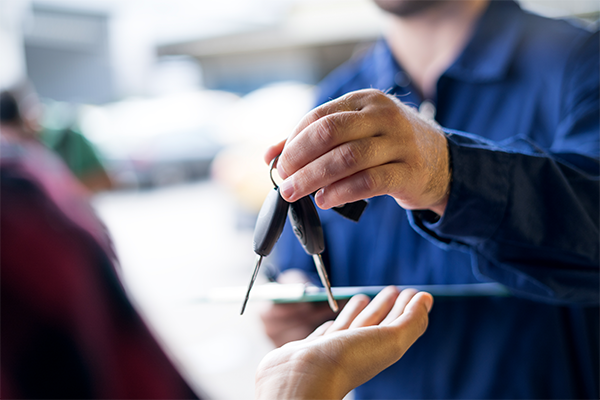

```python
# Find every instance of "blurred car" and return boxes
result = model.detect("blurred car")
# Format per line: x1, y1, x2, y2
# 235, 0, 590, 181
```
106, 128, 223, 188
79, 90, 240, 189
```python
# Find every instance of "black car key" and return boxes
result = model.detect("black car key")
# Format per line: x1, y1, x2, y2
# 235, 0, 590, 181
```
240, 163, 289, 315
288, 196, 339, 312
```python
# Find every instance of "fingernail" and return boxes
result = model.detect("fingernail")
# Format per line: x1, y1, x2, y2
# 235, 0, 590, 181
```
315, 189, 326, 208
277, 163, 289, 180
279, 178, 295, 201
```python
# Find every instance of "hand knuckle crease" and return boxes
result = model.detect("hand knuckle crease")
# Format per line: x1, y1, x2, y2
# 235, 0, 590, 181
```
338, 144, 360, 170
361, 171, 379, 193
317, 116, 337, 146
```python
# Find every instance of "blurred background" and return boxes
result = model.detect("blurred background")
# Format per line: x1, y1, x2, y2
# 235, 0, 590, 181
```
1, 0, 598, 398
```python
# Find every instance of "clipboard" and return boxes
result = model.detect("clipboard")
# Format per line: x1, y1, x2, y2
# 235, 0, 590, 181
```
196, 282, 510, 304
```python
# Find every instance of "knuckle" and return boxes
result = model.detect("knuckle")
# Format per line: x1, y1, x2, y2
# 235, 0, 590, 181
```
313, 115, 339, 147
341, 89, 370, 107
335, 143, 361, 171
292, 168, 310, 190
369, 88, 388, 102
359, 87, 383, 99
293, 167, 322, 196
359, 169, 382, 194
338, 91, 357, 107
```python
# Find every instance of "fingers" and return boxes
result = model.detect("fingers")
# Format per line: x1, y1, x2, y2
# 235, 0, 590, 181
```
389, 291, 433, 328
348, 286, 401, 328
257, 288, 434, 400
264, 139, 286, 165
278, 111, 370, 181
326, 286, 400, 333
324, 287, 433, 335
280, 135, 402, 205
387, 292, 434, 345
312, 162, 412, 210
324, 294, 371, 333
274, 90, 396, 201
263, 91, 367, 170
285, 89, 373, 148
379, 288, 419, 325
272, 94, 422, 206
364, 291, 432, 373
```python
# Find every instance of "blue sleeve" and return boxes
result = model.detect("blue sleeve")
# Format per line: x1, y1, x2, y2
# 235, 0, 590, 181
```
409, 31, 600, 305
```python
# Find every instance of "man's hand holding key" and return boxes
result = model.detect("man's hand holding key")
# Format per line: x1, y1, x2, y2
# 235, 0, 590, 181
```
265, 88, 452, 217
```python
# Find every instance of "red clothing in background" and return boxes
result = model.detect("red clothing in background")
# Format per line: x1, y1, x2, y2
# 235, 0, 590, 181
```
1, 138, 199, 399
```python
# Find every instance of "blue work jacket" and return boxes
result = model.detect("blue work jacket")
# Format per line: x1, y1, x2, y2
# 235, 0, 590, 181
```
273, 1, 599, 398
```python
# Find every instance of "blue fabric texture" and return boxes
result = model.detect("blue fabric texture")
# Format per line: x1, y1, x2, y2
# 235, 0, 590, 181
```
272, 1, 599, 399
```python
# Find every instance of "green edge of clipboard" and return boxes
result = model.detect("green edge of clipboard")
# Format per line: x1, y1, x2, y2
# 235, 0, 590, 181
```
196, 282, 510, 305
276, 283, 511, 304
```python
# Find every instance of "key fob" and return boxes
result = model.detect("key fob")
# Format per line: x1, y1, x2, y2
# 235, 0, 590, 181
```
288, 196, 325, 255
253, 187, 289, 257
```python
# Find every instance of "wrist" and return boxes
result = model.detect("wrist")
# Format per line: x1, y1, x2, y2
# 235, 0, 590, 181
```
428, 132, 452, 216
255, 347, 346, 400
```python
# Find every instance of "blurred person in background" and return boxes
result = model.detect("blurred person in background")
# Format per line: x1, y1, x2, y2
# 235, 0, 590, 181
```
262, 0, 599, 399
39, 100, 113, 193
1, 89, 434, 399
2, 82, 113, 193
1, 89, 197, 398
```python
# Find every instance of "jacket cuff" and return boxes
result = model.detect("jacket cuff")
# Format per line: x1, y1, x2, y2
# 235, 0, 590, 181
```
408, 130, 511, 248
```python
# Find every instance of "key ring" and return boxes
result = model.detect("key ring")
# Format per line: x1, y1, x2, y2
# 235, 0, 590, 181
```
269, 155, 280, 188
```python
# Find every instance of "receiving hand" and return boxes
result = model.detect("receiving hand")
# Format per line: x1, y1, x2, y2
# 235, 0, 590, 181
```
255, 286, 434, 400
265, 89, 451, 216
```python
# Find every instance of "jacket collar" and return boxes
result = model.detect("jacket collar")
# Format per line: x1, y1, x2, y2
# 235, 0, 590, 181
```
445, 0, 525, 82
372, 0, 525, 88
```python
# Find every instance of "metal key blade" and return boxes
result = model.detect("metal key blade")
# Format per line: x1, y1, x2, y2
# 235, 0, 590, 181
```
312, 254, 338, 312
240, 255, 263, 315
